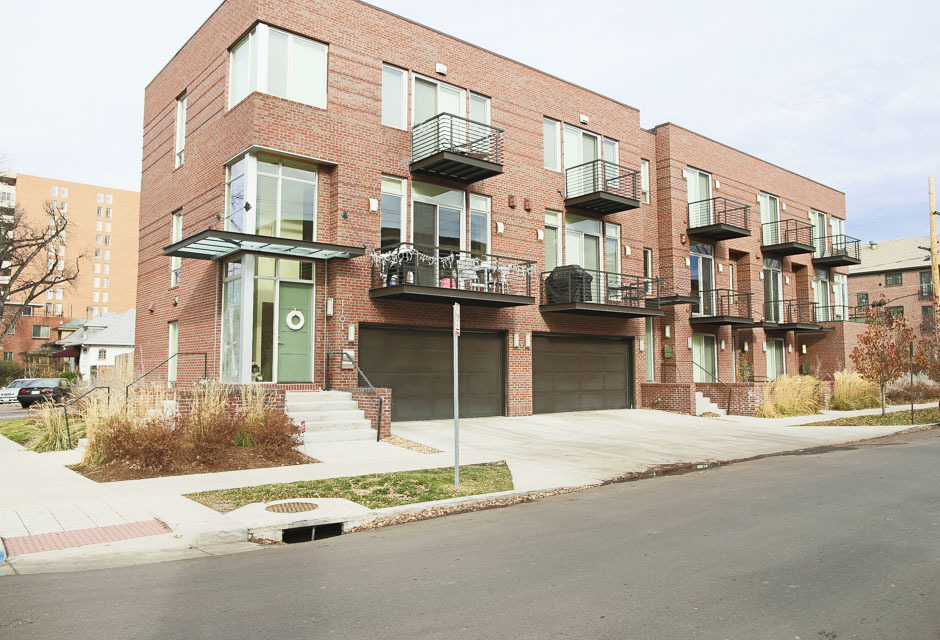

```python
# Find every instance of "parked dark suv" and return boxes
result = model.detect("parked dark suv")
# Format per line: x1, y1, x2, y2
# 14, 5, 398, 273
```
18, 378, 70, 408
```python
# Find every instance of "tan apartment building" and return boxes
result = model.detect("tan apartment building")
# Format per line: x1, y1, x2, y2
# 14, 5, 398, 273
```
10, 174, 140, 318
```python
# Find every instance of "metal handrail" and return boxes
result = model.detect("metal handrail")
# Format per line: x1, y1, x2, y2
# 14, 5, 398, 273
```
812, 233, 861, 260
325, 351, 383, 442
688, 197, 750, 230
62, 385, 111, 449
411, 112, 504, 165
761, 218, 813, 246
695, 288, 753, 318
763, 299, 818, 324
125, 352, 208, 403
540, 266, 660, 307
565, 159, 640, 201
662, 359, 733, 413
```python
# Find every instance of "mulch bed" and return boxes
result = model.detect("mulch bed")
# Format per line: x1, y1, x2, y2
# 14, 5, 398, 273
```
69, 449, 320, 482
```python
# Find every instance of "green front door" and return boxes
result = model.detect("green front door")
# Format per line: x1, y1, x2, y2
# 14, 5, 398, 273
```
277, 282, 313, 382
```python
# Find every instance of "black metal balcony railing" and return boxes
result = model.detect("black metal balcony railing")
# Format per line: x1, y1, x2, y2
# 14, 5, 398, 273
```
694, 288, 752, 318
688, 197, 750, 230
761, 218, 813, 247
764, 299, 818, 324
411, 113, 504, 167
371, 242, 534, 297
565, 160, 640, 201
813, 234, 861, 260
812, 304, 866, 322
540, 267, 659, 307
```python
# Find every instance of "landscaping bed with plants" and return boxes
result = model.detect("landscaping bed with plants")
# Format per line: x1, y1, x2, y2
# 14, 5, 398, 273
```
185, 462, 514, 513
803, 408, 940, 427
67, 382, 318, 482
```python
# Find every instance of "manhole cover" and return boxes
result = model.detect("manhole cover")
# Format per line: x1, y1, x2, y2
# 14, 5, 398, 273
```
265, 501, 319, 513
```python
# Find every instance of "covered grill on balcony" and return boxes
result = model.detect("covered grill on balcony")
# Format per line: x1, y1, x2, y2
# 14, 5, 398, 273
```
760, 219, 814, 255
689, 289, 754, 326
761, 299, 828, 333
369, 242, 535, 307
410, 113, 504, 184
564, 160, 641, 215
686, 197, 751, 240
811, 234, 862, 267
539, 266, 663, 317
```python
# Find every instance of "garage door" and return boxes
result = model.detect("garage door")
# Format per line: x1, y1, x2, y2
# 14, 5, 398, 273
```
359, 327, 505, 421
533, 335, 633, 414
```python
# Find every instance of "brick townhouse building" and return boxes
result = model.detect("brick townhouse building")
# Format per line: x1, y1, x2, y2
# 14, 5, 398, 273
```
849, 236, 936, 334
139, 0, 863, 423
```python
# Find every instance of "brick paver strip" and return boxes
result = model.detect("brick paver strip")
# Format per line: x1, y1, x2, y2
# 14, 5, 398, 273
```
2, 520, 170, 557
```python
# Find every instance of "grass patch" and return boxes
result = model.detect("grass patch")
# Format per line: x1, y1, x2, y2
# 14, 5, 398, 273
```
803, 408, 940, 427
0, 419, 33, 445
186, 462, 514, 513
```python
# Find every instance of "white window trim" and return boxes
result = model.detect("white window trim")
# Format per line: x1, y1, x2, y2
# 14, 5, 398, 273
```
380, 175, 408, 245
409, 183, 467, 251
469, 92, 491, 125
545, 210, 562, 269
381, 64, 408, 130
171, 210, 183, 287
175, 92, 187, 168
640, 159, 651, 204
410, 72, 466, 126
543, 117, 561, 172
469, 193, 492, 257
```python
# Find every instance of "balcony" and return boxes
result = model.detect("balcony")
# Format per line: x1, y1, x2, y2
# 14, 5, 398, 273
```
410, 113, 504, 184
369, 242, 535, 307
815, 304, 868, 323
539, 266, 664, 317
686, 197, 751, 240
689, 289, 754, 326
761, 299, 828, 333
655, 277, 700, 307
760, 219, 814, 255
564, 160, 641, 216
812, 234, 862, 267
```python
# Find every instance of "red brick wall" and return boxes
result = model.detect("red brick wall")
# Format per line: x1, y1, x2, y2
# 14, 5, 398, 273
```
696, 382, 764, 416
336, 386, 391, 438
640, 382, 695, 414
849, 269, 932, 332
136, 0, 857, 419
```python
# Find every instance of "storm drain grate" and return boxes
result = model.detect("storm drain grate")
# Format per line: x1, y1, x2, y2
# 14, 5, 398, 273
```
265, 501, 319, 514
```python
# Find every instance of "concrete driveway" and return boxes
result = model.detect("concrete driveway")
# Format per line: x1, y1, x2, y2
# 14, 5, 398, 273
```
393, 409, 914, 491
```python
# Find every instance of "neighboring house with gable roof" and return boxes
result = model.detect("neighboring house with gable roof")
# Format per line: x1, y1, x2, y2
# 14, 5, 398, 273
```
56, 309, 136, 379
848, 236, 935, 334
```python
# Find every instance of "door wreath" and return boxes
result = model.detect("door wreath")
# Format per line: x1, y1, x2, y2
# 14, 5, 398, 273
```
285, 309, 305, 331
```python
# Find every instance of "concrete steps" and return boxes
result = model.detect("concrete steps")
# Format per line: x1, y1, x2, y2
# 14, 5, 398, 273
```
284, 390, 375, 443
695, 391, 727, 417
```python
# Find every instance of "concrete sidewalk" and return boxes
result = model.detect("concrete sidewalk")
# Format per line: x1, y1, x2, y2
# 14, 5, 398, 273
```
0, 403, 932, 573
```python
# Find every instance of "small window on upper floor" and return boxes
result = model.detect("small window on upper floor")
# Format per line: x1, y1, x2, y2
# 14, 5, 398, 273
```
60, 187, 68, 198
381, 64, 406, 129
175, 92, 187, 168
106, 208, 112, 218
60, 202, 67, 213
97, 207, 102, 217
885, 272, 902, 287
470, 93, 490, 125
229, 24, 328, 110
543, 118, 560, 171
106, 194, 113, 205
50, 186, 58, 197
97, 192, 104, 204
32, 325, 50, 339
640, 159, 650, 204
857, 292, 869, 307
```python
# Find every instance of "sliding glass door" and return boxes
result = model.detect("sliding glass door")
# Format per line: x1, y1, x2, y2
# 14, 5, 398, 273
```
690, 242, 715, 315
692, 334, 717, 382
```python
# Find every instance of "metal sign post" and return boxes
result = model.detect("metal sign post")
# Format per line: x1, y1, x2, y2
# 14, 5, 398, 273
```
453, 302, 460, 488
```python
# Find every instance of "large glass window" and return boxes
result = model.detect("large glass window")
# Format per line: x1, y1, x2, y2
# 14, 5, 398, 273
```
381, 64, 406, 129
175, 92, 187, 167
170, 210, 182, 287
226, 158, 246, 233
921, 271, 933, 297
564, 213, 601, 271
544, 210, 561, 271
833, 273, 848, 320
380, 176, 405, 248
256, 157, 317, 241
685, 167, 712, 226
413, 76, 464, 124
645, 317, 655, 382
470, 93, 490, 125
229, 24, 327, 109
763, 257, 782, 322
469, 194, 490, 257
168, 321, 178, 383
766, 338, 786, 381
640, 159, 650, 204
412, 182, 463, 286
543, 118, 560, 171
810, 210, 827, 257
221, 261, 242, 383
885, 272, 902, 286
690, 242, 715, 315
605, 223, 621, 297
692, 334, 717, 382
814, 269, 831, 321
759, 192, 780, 244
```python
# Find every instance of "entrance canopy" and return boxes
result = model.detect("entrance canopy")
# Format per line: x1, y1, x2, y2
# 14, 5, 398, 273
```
164, 229, 365, 262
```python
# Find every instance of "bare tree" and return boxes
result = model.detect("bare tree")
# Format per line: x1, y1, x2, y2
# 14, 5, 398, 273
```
0, 199, 81, 343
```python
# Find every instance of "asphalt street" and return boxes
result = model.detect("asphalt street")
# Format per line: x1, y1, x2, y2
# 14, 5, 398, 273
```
0, 403, 29, 421
2, 429, 939, 639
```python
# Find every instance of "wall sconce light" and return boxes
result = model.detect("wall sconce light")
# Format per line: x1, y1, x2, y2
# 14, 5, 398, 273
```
579, 114, 590, 124
801, 344, 807, 354
347, 324, 356, 343
759, 272, 764, 280
715, 179, 721, 189
762, 341, 767, 352
495, 221, 505, 234
781, 202, 787, 211
624, 245, 631, 256
685, 257, 691, 267
523, 198, 531, 212
639, 338, 645, 352
687, 337, 693, 350
368, 198, 379, 212
508, 195, 516, 208
525, 332, 531, 348
536, 229, 544, 241
718, 263, 724, 273
326, 298, 334, 316
744, 341, 749, 352
680, 233, 688, 245
513, 332, 519, 348
788, 343, 793, 353
720, 339, 726, 350
665, 325, 671, 338
785, 276, 790, 285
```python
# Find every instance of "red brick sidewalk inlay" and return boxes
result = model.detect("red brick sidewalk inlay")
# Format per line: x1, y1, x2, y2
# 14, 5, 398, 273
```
2, 520, 170, 557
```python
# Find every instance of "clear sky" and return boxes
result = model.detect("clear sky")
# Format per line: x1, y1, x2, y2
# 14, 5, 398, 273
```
3, 0, 938, 242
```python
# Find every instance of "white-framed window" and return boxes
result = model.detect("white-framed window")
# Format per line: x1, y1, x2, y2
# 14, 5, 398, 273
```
93, 291, 99, 302
605, 223, 621, 276
57, 245, 65, 257
469, 194, 491, 257
96, 207, 103, 217
412, 74, 465, 125
55, 288, 62, 300
175, 92, 187, 167
103, 264, 110, 275
104, 236, 111, 246
46, 290, 53, 300
49, 203, 58, 214
103, 278, 109, 288
33, 325, 50, 339
229, 24, 328, 110
685, 167, 713, 226
54, 304, 62, 315
692, 334, 718, 382
94, 249, 101, 258
96, 221, 103, 232
256, 156, 318, 241
645, 317, 655, 382
50, 186, 58, 197
60, 187, 68, 198
106, 194, 113, 205
97, 192, 104, 203
564, 213, 601, 274
544, 210, 561, 271
759, 192, 780, 244
98, 349, 107, 360
543, 118, 560, 171
766, 338, 786, 381
220, 259, 243, 383
810, 209, 827, 257
690, 242, 715, 315
563, 124, 599, 171
96, 235, 102, 246
411, 181, 465, 252
225, 157, 247, 233
56, 260, 64, 271
102, 292, 109, 303
833, 272, 848, 320
381, 64, 407, 129
469, 92, 490, 125
106, 208, 112, 218
105, 222, 111, 233
380, 176, 406, 248
103, 250, 110, 260
640, 159, 650, 204
171, 209, 182, 286
168, 321, 178, 383
93, 277, 100, 288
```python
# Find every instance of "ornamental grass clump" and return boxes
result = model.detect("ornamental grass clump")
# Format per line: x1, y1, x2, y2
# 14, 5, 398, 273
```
885, 373, 940, 405
27, 401, 84, 452
830, 370, 879, 410
756, 374, 823, 417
